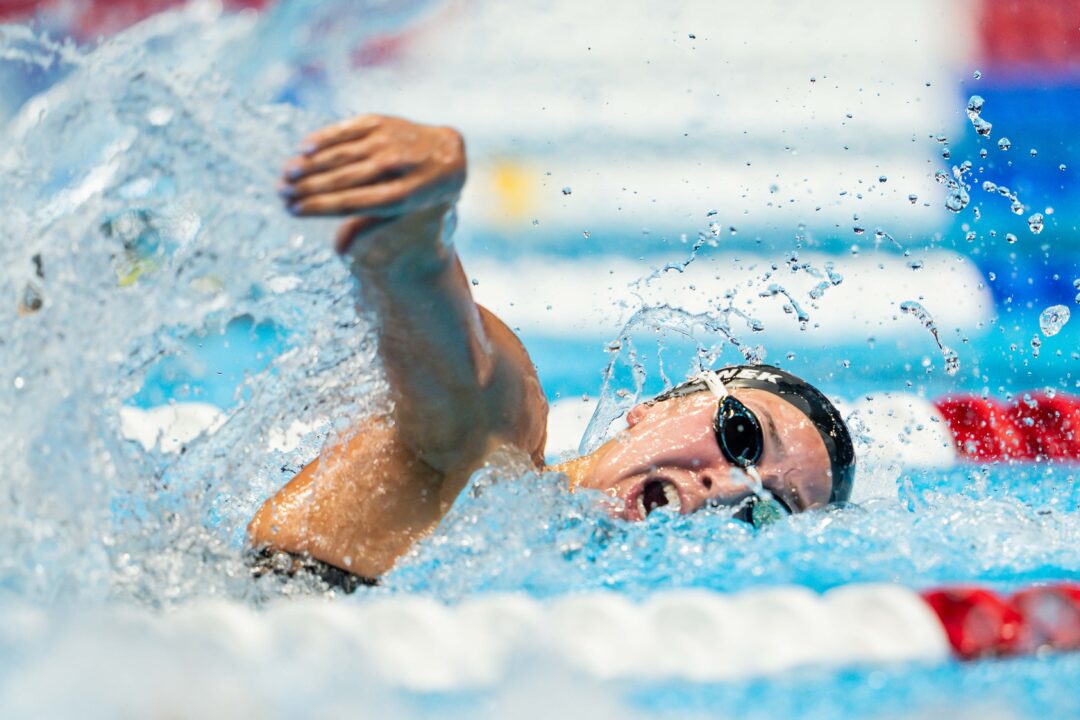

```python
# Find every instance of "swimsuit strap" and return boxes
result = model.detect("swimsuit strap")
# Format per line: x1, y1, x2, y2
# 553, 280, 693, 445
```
248, 546, 376, 594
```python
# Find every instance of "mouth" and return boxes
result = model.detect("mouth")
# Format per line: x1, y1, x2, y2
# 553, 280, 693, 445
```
634, 478, 683, 519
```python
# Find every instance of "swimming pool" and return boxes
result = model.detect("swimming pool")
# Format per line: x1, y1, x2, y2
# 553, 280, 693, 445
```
1, 1, 1079, 717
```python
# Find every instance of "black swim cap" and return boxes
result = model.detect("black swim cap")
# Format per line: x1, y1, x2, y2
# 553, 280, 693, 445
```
654, 364, 855, 503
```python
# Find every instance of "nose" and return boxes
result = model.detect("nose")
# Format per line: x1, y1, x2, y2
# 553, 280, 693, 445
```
690, 464, 757, 512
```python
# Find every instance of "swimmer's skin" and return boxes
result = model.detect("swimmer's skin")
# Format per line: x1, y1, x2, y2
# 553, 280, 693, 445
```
249, 115, 832, 579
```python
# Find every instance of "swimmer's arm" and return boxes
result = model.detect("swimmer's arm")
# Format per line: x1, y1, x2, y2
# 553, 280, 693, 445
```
280, 115, 547, 470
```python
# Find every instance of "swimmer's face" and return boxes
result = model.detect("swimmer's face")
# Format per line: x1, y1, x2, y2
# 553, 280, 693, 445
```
578, 389, 832, 521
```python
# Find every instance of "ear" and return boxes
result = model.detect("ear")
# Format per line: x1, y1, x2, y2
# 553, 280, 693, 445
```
626, 402, 653, 428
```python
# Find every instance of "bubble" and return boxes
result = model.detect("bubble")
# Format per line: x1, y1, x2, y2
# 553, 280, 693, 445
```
1027, 213, 1044, 234
998, 137, 1011, 151
1039, 305, 1070, 337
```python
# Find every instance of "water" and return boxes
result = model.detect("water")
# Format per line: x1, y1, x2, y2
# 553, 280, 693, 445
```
2, 2, 1080, 719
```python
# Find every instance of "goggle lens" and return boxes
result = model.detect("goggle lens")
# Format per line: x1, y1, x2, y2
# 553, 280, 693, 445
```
714, 395, 764, 468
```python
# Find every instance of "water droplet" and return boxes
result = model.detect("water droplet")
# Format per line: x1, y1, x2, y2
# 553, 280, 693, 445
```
980, 148, 988, 158
998, 137, 1011, 151
900, 301, 959, 375
966, 94, 984, 115
982, 180, 998, 193
878, 175, 887, 183
471, 278, 479, 286
582, 230, 590, 239
966, 231, 977, 242
810, 76, 817, 83
907, 260, 924, 270
943, 348, 960, 376
532, 219, 540, 226
1061, 164, 1068, 171
973, 69, 982, 79
706, 209, 718, 217
1006, 233, 1018, 244
908, 193, 918, 204
1039, 305, 1070, 336
561, 186, 572, 195
1031, 335, 1043, 358
944, 187, 970, 212
853, 226, 865, 235
1010, 200, 1024, 215
13, 376, 25, 390
688, 32, 696, 39
1027, 213, 1044, 234
1030, 148, 1038, 157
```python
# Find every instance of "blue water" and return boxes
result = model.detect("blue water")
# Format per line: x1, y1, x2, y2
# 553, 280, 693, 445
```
1, 2, 1080, 718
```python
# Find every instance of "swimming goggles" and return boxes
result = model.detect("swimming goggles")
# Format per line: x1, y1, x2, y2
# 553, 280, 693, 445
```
652, 372, 791, 528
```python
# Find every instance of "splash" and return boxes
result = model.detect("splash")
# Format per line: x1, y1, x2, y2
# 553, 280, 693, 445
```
0, 7, 418, 605
899, 301, 960, 375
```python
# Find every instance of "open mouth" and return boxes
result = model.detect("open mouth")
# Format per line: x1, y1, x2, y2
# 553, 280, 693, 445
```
637, 478, 682, 518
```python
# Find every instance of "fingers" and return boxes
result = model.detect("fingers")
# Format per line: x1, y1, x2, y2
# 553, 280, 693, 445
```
283, 158, 390, 200
283, 134, 384, 181
299, 114, 383, 155
288, 175, 424, 217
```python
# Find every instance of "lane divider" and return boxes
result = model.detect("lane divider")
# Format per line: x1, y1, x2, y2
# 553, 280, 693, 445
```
10, 583, 1079, 693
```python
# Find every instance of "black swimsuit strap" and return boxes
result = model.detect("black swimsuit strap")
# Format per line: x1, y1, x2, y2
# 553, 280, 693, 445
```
248, 547, 377, 594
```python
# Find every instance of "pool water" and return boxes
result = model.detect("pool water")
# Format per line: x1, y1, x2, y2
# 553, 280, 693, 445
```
1, 1, 1079, 718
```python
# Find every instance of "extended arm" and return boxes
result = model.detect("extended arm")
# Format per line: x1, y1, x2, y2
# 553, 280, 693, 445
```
248, 116, 546, 577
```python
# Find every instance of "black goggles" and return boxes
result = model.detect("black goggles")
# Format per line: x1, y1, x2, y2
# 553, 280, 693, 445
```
713, 395, 764, 469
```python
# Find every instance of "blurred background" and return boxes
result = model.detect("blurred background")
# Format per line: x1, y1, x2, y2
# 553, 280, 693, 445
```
1, 0, 1078, 453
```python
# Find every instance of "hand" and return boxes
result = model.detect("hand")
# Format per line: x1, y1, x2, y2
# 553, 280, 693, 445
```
279, 114, 466, 252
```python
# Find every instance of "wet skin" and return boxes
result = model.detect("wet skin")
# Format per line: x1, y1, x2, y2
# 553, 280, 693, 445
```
250, 114, 834, 579
565, 389, 832, 520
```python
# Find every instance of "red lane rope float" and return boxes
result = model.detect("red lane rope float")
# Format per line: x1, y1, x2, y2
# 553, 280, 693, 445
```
935, 393, 1080, 462
921, 583, 1080, 659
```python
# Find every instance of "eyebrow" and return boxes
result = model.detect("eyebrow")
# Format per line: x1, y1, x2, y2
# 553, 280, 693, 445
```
759, 406, 786, 460
755, 405, 805, 511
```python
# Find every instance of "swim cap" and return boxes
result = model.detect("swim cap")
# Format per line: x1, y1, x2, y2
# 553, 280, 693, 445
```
655, 365, 855, 503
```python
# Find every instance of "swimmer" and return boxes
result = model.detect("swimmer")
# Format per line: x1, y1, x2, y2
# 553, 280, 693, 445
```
248, 114, 855, 588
